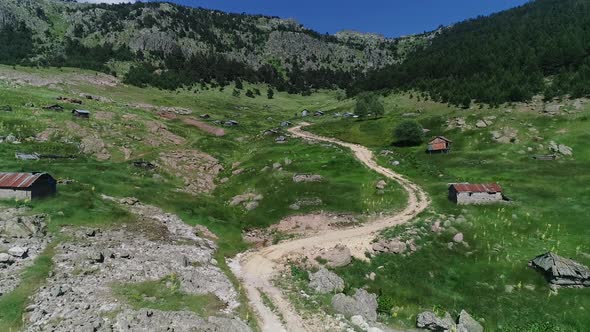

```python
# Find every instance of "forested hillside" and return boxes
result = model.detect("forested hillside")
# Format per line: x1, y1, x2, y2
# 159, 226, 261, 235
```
0, 0, 430, 93
350, 0, 590, 106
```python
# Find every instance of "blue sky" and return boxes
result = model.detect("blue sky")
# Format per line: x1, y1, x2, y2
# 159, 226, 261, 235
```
164, 0, 531, 37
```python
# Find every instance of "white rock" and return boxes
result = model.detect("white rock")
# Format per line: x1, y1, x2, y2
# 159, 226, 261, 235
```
351, 315, 369, 331
8, 246, 28, 258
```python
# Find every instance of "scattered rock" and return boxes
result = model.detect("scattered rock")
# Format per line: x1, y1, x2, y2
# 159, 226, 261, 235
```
332, 289, 378, 321
351, 315, 370, 331
308, 268, 345, 294
453, 233, 464, 243
372, 238, 407, 254
375, 180, 387, 190
318, 245, 352, 267
8, 247, 28, 258
120, 197, 140, 206
416, 311, 456, 331
457, 310, 484, 332
475, 120, 488, 128
293, 174, 324, 183
0, 253, 14, 264
230, 193, 263, 211
194, 225, 219, 241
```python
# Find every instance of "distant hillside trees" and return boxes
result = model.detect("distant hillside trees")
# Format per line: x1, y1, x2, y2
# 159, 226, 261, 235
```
351, 0, 590, 105
0, 23, 33, 65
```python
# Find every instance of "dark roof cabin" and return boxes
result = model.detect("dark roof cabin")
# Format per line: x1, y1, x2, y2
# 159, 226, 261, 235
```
72, 109, 90, 119
428, 136, 452, 153
529, 252, 590, 288
0, 172, 57, 200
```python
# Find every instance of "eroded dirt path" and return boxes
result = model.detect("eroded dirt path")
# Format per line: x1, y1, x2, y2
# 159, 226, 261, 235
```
231, 123, 430, 332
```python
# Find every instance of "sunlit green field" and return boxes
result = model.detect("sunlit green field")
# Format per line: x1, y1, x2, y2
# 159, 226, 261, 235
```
307, 93, 590, 331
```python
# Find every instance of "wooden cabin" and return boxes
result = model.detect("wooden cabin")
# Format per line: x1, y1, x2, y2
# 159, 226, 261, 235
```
428, 136, 452, 153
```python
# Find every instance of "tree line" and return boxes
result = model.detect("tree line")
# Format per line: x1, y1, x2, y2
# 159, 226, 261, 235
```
349, 0, 590, 106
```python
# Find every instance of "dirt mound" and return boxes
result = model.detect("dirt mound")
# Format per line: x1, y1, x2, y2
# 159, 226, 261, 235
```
159, 150, 224, 194
183, 118, 226, 137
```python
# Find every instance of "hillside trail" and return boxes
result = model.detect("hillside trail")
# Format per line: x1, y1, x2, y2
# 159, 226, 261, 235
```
231, 123, 430, 332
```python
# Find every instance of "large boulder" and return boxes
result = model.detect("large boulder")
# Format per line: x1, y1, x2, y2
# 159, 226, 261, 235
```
416, 311, 456, 331
0, 209, 47, 238
318, 245, 352, 267
8, 246, 28, 258
308, 268, 345, 294
457, 310, 484, 332
331, 289, 378, 321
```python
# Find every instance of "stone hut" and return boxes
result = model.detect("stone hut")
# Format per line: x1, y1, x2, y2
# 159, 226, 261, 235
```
529, 252, 590, 288
0, 172, 57, 200
448, 183, 506, 205
428, 136, 452, 153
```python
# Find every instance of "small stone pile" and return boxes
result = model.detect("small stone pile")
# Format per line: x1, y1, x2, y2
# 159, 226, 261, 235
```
417, 310, 483, 332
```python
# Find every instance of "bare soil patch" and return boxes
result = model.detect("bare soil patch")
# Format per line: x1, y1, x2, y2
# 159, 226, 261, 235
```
183, 118, 226, 137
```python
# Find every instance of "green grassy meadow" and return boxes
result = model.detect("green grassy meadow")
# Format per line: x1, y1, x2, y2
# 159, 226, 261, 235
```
306, 93, 590, 331
0, 66, 405, 330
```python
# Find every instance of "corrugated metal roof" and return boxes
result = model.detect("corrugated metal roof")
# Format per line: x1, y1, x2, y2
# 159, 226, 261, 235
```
0, 172, 46, 189
451, 183, 503, 193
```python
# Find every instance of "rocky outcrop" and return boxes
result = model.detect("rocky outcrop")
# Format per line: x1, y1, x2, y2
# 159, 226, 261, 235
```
23, 202, 246, 332
308, 268, 345, 294
0, 208, 51, 296
159, 150, 224, 194
331, 289, 378, 321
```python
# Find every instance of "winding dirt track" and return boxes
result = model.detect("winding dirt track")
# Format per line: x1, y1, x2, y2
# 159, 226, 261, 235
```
231, 124, 430, 332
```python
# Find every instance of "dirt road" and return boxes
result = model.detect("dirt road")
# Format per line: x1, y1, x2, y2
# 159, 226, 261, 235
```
231, 123, 430, 332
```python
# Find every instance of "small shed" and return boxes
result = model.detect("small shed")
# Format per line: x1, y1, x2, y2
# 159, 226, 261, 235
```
448, 183, 506, 205
428, 136, 452, 153
15, 152, 40, 161
0, 172, 57, 200
529, 252, 590, 288
72, 109, 90, 119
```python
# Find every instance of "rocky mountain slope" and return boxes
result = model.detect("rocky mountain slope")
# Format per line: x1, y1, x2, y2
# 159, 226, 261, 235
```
0, 0, 432, 92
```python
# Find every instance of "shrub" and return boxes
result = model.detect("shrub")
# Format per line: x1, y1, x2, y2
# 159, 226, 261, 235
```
394, 120, 424, 146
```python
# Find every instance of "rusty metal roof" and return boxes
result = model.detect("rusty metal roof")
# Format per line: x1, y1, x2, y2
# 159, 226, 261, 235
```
429, 136, 452, 143
450, 183, 503, 193
0, 172, 47, 189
